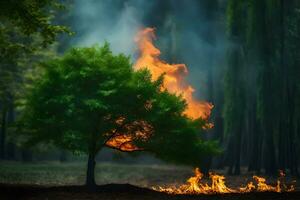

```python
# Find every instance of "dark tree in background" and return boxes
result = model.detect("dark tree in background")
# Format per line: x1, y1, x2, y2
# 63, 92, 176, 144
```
144, 0, 300, 175
224, 0, 246, 175
224, 0, 300, 175
0, 0, 69, 160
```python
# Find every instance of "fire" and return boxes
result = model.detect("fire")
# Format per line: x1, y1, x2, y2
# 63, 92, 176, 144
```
106, 28, 214, 151
105, 135, 139, 152
105, 118, 153, 152
153, 168, 236, 194
210, 173, 236, 193
254, 176, 280, 192
134, 28, 213, 121
153, 168, 295, 194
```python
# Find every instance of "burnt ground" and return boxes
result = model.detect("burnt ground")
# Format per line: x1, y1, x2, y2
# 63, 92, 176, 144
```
0, 184, 300, 200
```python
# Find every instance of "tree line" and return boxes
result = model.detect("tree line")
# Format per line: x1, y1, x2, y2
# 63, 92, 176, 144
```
222, 0, 300, 175
139, 0, 300, 176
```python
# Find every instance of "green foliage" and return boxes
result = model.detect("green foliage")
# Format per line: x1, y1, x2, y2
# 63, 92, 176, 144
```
224, 0, 300, 174
223, 48, 245, 137
0, 0, 70, 45
224, 0, 247, 138
226, 0, 246, 39
19, 44, 218, 166
0, 0, 70, 118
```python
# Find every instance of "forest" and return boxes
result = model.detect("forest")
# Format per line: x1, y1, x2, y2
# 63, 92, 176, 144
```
0, 0, 300, 200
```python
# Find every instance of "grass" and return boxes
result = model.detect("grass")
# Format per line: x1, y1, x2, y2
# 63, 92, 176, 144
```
1, 161, 299, 200
0, 161, 298, 190
0, 161, 192, 188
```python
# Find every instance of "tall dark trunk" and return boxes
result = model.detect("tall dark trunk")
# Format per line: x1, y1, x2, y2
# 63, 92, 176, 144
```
260, 0, 277, 176
263, 126, 277, 175
0, 109, 7, 159
86, 153, 96, 190
288, 91, 298, 175
234, 124, 242, 175
248, 117, 262, 173
278, 0, 288, 172
226, 134, 235, 175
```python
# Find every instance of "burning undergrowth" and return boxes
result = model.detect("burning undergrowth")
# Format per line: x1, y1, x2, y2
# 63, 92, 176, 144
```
131, 28, 296, 195
152, 168, 296, 194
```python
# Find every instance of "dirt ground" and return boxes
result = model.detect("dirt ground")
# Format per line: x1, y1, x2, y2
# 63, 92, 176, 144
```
0, 161, 299, 200
0, 161, 298, 189
0, 184, 300, 200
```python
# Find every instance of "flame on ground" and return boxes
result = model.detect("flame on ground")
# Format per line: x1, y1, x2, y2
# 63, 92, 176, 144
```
153, 168, 295, 194
134, 27, 213, 121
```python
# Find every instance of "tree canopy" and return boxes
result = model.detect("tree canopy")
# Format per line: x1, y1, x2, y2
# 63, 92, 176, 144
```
19, 44, 218, 188
0, 0, 69, 45
0, 0, 70, 158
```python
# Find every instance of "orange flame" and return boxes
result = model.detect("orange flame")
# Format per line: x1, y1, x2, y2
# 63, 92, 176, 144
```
106, 28, 214, 151
134, 28, 213, 120
105, 118, 153, 152
105, 135, 139, 152
153, 168, 295, 194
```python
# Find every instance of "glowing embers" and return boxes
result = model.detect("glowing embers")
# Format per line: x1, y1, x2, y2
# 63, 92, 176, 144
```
105, 118, 153, 152
105, 134, 139, 152
134, 28, 213, 121
153, 168, 295, 194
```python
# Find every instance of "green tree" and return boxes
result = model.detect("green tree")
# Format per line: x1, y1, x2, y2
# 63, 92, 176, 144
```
223, 0, 246, 175
19, 44, 218, 189
0, 0, 69, 45
224, 0, 300, 175
0, 0, 70, 159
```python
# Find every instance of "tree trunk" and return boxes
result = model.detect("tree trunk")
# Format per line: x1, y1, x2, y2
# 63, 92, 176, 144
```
278, 0, 288, 172
263, 126, 277, 175
248, 117, 262, 173
0, 109, 7, 159
234, 124, 242, 175
86, 153, 96, 190
226, 134, 235, 175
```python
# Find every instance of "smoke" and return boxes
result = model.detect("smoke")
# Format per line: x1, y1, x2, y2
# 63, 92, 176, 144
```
66, 0, 228, 163
72, 0, 151, 56
70, 0, 228, 100
167, 0, 228, 100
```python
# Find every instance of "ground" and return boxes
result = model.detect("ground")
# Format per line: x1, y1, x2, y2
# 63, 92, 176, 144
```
1, 184, 300, 200
0, 161, 299, 200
